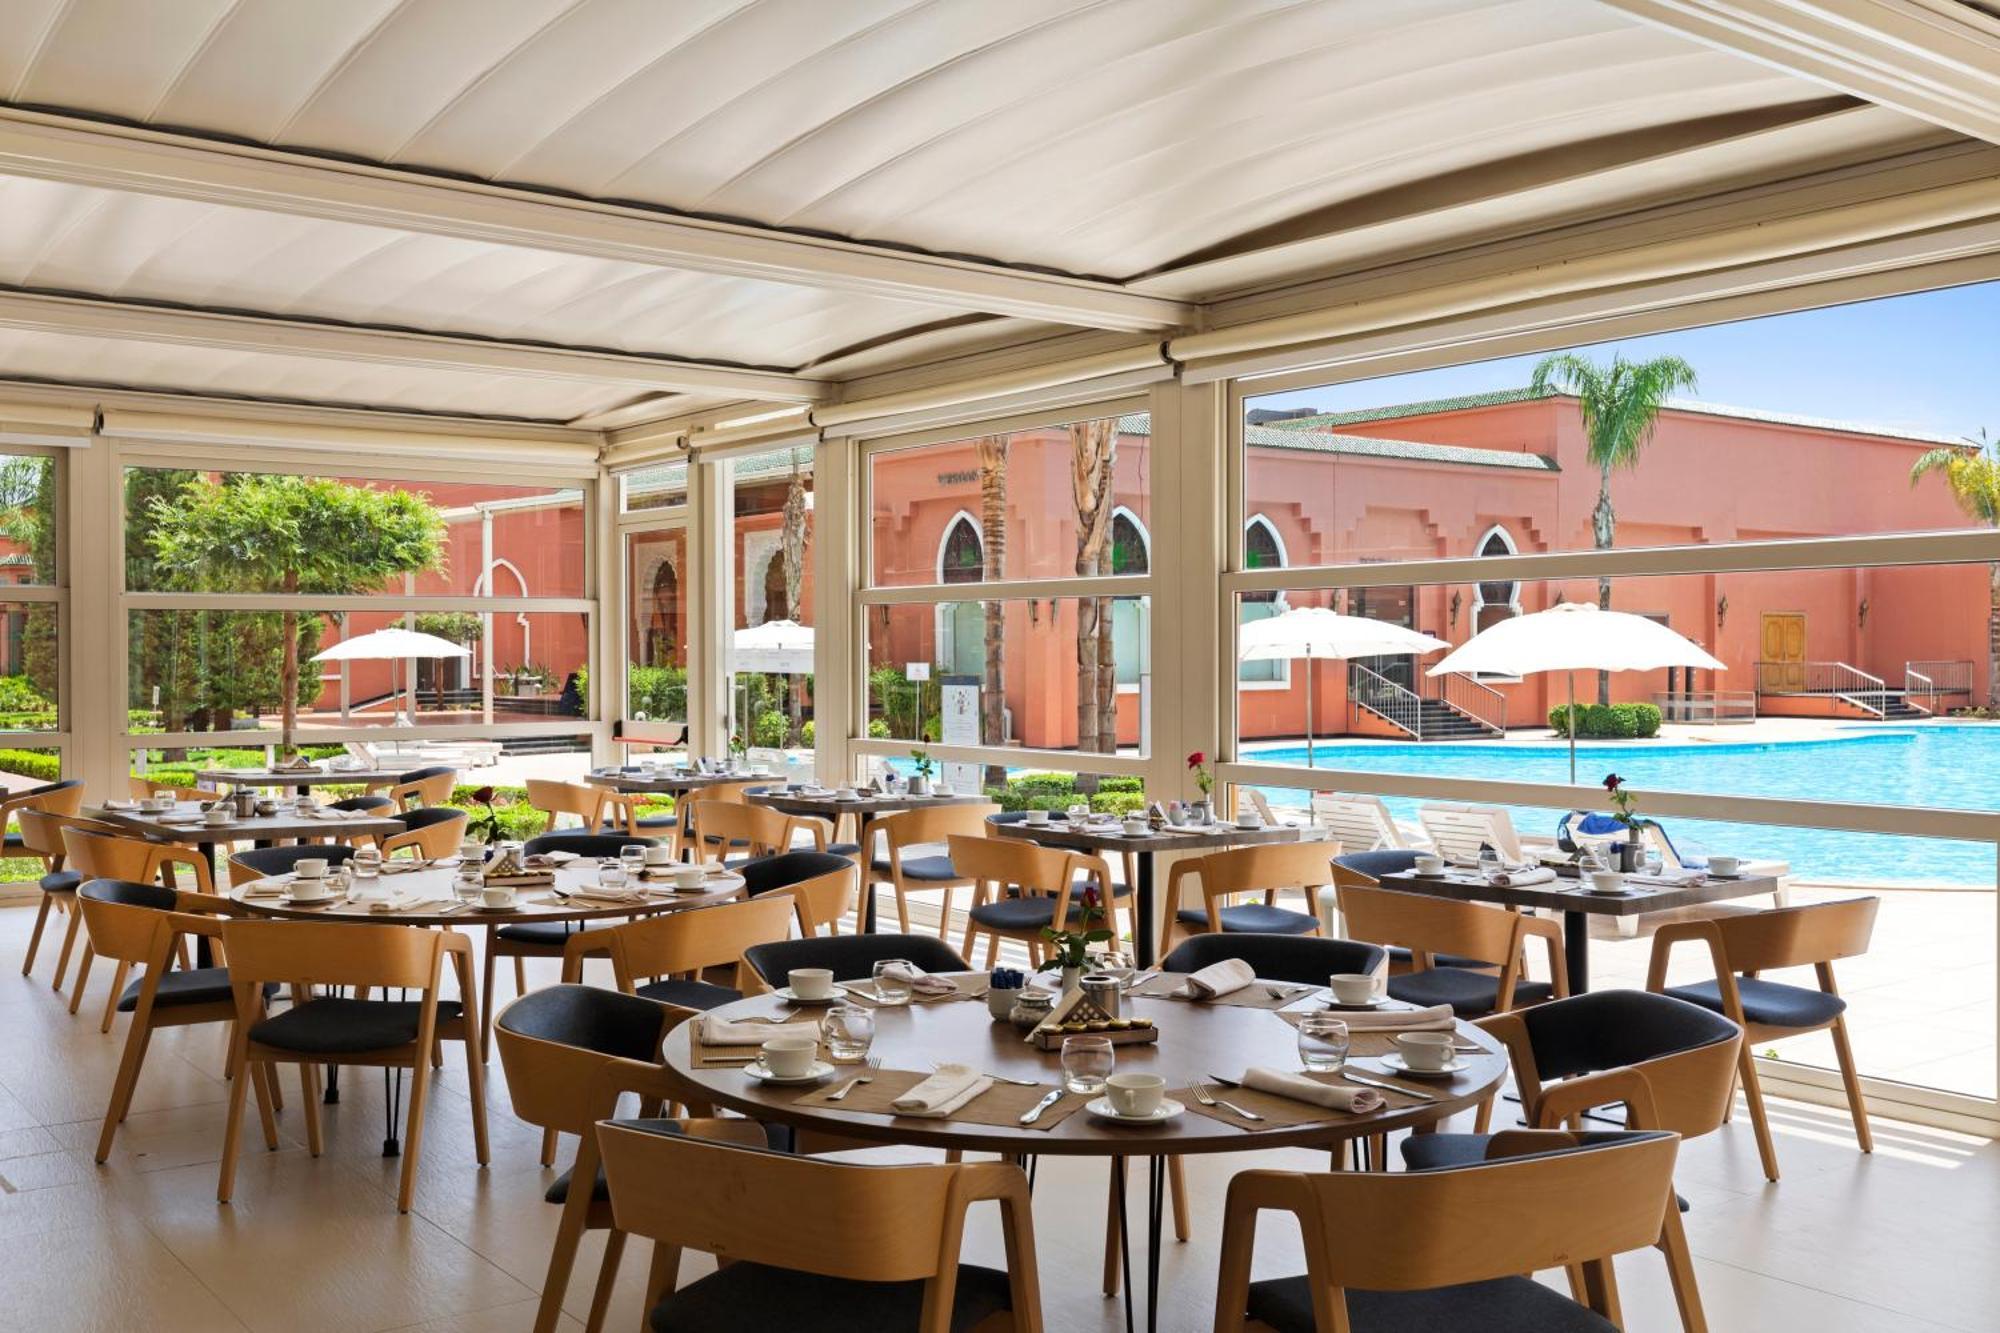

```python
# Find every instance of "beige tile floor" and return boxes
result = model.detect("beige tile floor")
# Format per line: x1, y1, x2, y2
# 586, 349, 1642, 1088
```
2, 899, 1997, 1333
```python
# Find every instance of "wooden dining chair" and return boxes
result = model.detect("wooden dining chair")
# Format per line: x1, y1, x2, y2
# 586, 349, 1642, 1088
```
494, 984, 769, 1333
525, 778, 626, 835
662, 781, 759, 854
947, 834, 1120, 969
738, 849, 860, 937
742, 932, 970, 989
1156, 841, 1333, 961
216, 918, 489, 1213
1646, 896, 1880, 1181
1329, 851, 1496, 976
562, 894, 795, 1007
870, 803, 1001, 939
380, 806, 469, 859
1216, 1129, 1703, 1333
685, 799, 826, 864
1335, 882, 1566, 1019
16, 803, 88, 987
60, 824, 217, 1017
227, 843, 359, 887
128, 775, 207, 803
365, 765, 457, 811
596, 1117, 1044, 1332
79, 879, 283, 1161
2, 777, 83, 855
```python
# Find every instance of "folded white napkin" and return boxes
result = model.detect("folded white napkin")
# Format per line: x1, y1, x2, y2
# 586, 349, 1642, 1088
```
1334, 1003, 1455, 1031
891, 1063, 994, 1118
699, 1015, 822, 1047
567, 887, 648, 906
1241, 1066, 1383, 1113
1184, 958, 1256, 999
309, 808, 351, 820
1486, 866, 1556, 887
104, 798, 139, 811
369, 895, 448, 914
1622, 868, 1704, 887
239, 882, 287, 899
877, 960, 960, 997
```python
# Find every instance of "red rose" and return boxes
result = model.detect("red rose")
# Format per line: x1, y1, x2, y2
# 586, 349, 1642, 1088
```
1186, 751, 1206, 768
1602, 774, 1623, 792
472, 785, 496, 805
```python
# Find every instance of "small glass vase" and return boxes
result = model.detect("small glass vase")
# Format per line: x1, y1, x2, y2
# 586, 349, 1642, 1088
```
1059, 965, 1083, 995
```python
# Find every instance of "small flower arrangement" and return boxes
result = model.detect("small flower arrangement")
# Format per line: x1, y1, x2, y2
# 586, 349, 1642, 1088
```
727, 731, 748, 758
910, 749, 936, 781
1186, 750, 1213, 797
1603, 773, 1642, 829
1042, 881, 1115, 969
464, 785, 505, 843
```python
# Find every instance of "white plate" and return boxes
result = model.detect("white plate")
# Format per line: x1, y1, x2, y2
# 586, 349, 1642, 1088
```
772, 987, 841, 1006
743, 1060, 836, 1085
1322, 996, 1393, 1011
280, 894, 338, 907
1378, 1054, 1468, 1078
1086, 1096, 1185, 1124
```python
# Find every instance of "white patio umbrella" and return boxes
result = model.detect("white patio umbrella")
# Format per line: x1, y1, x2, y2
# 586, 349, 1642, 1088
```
313, 627, 472, 724
1239, 608, 1450, 763
732, 618, 814, 674
1425, 602, 1724, 782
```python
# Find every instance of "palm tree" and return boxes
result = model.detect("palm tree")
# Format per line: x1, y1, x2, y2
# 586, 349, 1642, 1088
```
975, 435, 1008, 787
1530, 351, 1699, 704
1069, 418, 1118, 754
1910, 429, 2000, 707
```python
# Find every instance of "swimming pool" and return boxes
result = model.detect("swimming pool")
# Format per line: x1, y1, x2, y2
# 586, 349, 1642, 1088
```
1245, 726, 2000, 886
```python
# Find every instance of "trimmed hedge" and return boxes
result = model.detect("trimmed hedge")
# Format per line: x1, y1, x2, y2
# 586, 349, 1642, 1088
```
1547, 702, 1663, 739
981, 771, 1150, 815
0, 749, 59, 782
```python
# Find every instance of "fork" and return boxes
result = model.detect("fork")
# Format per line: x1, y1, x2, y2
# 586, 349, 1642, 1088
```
934, 1061, 1039, 1087
1191, 1077, 1263, 1122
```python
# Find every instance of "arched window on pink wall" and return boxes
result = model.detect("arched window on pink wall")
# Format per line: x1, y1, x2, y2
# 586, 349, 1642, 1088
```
1241, 516, 1288, 686
1473, 526, 1521, 633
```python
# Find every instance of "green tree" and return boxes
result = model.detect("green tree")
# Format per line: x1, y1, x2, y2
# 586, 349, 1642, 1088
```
146, 475, 447, 752
1530, 351, 1699, 704
1911, 429, 2000, 706
0, 455, 58, 706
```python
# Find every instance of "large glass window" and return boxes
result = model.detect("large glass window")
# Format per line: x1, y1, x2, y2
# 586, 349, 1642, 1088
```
731, 446, 813, 757
625, 526, 687, 729
0, 452, 62, 787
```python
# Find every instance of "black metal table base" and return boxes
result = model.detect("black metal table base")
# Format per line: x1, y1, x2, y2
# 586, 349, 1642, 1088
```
1562, 909, 1591, 992
1112, 1156, 1168, 1333
1132, 855, 1157, 968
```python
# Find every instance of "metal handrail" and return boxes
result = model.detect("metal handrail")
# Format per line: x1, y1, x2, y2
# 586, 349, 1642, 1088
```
1755, 659, 1887, 716
1905, 659, 1972, 694
1436, 671, 1506, 735
1906, 669, 1938, 717
1349, 661, 1424, 740
1653, 690, 1757, 724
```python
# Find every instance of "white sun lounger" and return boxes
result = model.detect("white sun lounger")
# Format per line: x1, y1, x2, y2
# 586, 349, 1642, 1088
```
1310, 793, 1428, 853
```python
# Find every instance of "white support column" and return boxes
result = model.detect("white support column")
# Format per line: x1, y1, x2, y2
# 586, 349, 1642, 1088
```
813, 438, 857, 784
590, 475, 619, 765
1146, 379, 1227, 805
688, 455, 734, 759
66, 437, 125, 796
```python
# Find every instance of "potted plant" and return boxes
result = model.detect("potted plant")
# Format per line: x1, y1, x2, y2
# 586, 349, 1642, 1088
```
463, 785, 505, 847
908, 749, 935, 796
1187, 750, 1214, 823
1040, 882, 1114, 994
1603, 773, 1647, 872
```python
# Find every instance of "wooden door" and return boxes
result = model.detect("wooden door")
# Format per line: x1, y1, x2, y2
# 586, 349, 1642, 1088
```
1761, 613, 1806, 692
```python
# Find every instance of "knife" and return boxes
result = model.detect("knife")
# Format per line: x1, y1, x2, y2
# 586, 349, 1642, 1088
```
1336, 1069, 1441, 1103
1018, 1089, 1065, 1125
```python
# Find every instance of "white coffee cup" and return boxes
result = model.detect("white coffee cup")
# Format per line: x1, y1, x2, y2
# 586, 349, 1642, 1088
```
143, 795, 175, 812
1104, 1072, 1166, 1117
761, 1037, 818, 1079
1121, 817, 1148, 836
480, 885, 517, 910
1706, 855, 1740, 876
1395, 1031, 1457, 1071
789, 968, 836, 1001
1413, 854, 1446, 876
932, 783, 953, 797
1328, 973, 1377, 1005
1237, 813, 1264, 830
293, 858, 328, 880
288, 876, 331, 903
1024, 808, 1050, 825
203, 807, 232, 826
1589, 869, 1625, 893
835, 787, 860, 801
642, 844, 674, 867
671, 864, 706, 890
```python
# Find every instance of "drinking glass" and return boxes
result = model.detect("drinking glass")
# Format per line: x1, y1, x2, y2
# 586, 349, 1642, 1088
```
351, 845, 382, 883
453, 864, 483, 905
871, 959, 914, 1006
1067, 802, 1090, 824
1062, 1035, 1115, 1095
599, 860, 629, 890
824, 1004, 875, 1062
1296, 1014, 1351, 1072
619, 845, 647, 879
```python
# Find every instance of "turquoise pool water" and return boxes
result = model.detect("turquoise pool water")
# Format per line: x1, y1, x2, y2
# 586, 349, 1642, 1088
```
1246, 726, 1999, 886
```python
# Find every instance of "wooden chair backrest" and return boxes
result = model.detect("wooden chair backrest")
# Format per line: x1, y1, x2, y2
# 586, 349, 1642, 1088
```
525, 779, 606, 830
383, 809, 468, 859
880, 803, 1002, 854
772, 859, 859, 937
63, 827, 168, 881
1488, 1009, 1744, 1139
596, 1123, 962, 1282
1310, 793, 1403, 852
1194, 842, 1341, 900
77, 888, 180, 966
1711, 897, 1878, 972
686, 800, 795, 860
1416, 803, 1525, 862
392, 769, 457, 808
129, 776, 204, 802
944, 834, 1080, 897
1335, 883, 1520, 969
605, 895, 797, 989
16, 805, 69, 859
493, 1004, 678, 1137
219, 918, 443, 992
1299, 1133, 1679, 1290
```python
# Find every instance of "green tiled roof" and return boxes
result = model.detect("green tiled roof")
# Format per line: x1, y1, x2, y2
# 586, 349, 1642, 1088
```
1118, 413, 1556, 472
1263, 386, 1961, 446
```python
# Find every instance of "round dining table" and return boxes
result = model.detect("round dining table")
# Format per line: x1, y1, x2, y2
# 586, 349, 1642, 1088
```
664, 979, 1506, 1333
746, 785, 990, 929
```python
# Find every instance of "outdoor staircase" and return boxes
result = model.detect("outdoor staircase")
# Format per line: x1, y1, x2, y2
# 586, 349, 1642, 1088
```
1880, 695, 1929, 721
1408, 698, 1496, 739
1349, 662, 1505, 741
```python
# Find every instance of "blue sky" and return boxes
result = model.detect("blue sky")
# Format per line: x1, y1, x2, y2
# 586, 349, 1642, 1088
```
1247, 279, 2000, 443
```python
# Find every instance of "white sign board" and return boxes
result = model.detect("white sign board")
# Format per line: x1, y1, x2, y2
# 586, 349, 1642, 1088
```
940, 676, 980, 795
905, 662, 931, 682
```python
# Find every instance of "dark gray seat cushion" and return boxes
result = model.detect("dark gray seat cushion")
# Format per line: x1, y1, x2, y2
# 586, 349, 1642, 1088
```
826, 842, 861, 856
497, 921, 604, 948
968, 896, 1057, 931
870, 854, 960, 882
1389, 968, 1553, 1016
249, 998, 462, 1054
40, 868, 81, 894
1246, 1274, 1616, 1333
1398, 1132, 1492, 1172
1176, 903, 1318, 935
650, 1260, 1012, 1333
116, 967, 276, 1012
634, 978, 741, 1011
1665, 977, 1845, 1029
1, 831, 24, 854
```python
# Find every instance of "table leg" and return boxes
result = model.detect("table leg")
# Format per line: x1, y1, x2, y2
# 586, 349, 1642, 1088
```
192, 841, 221, 968
1112, 1156, 1167, 1333
1133, 853, 1156, 968
858, 816, 879, 934
1562, 909, 1591, 993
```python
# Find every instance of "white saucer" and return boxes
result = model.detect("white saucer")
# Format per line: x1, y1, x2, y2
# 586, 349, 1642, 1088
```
280, 894, 337, 907
743, 1060, 835, 1085
1086, 1096, 1185, 1125
772, 987, 841, 1006
1379, 1054, 1468, 1077
1323, 996, 1393, 1011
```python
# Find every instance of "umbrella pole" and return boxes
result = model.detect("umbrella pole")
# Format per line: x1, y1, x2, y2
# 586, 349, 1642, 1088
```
1567, 671, 1577, 785
1306, 658, 1315, 766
